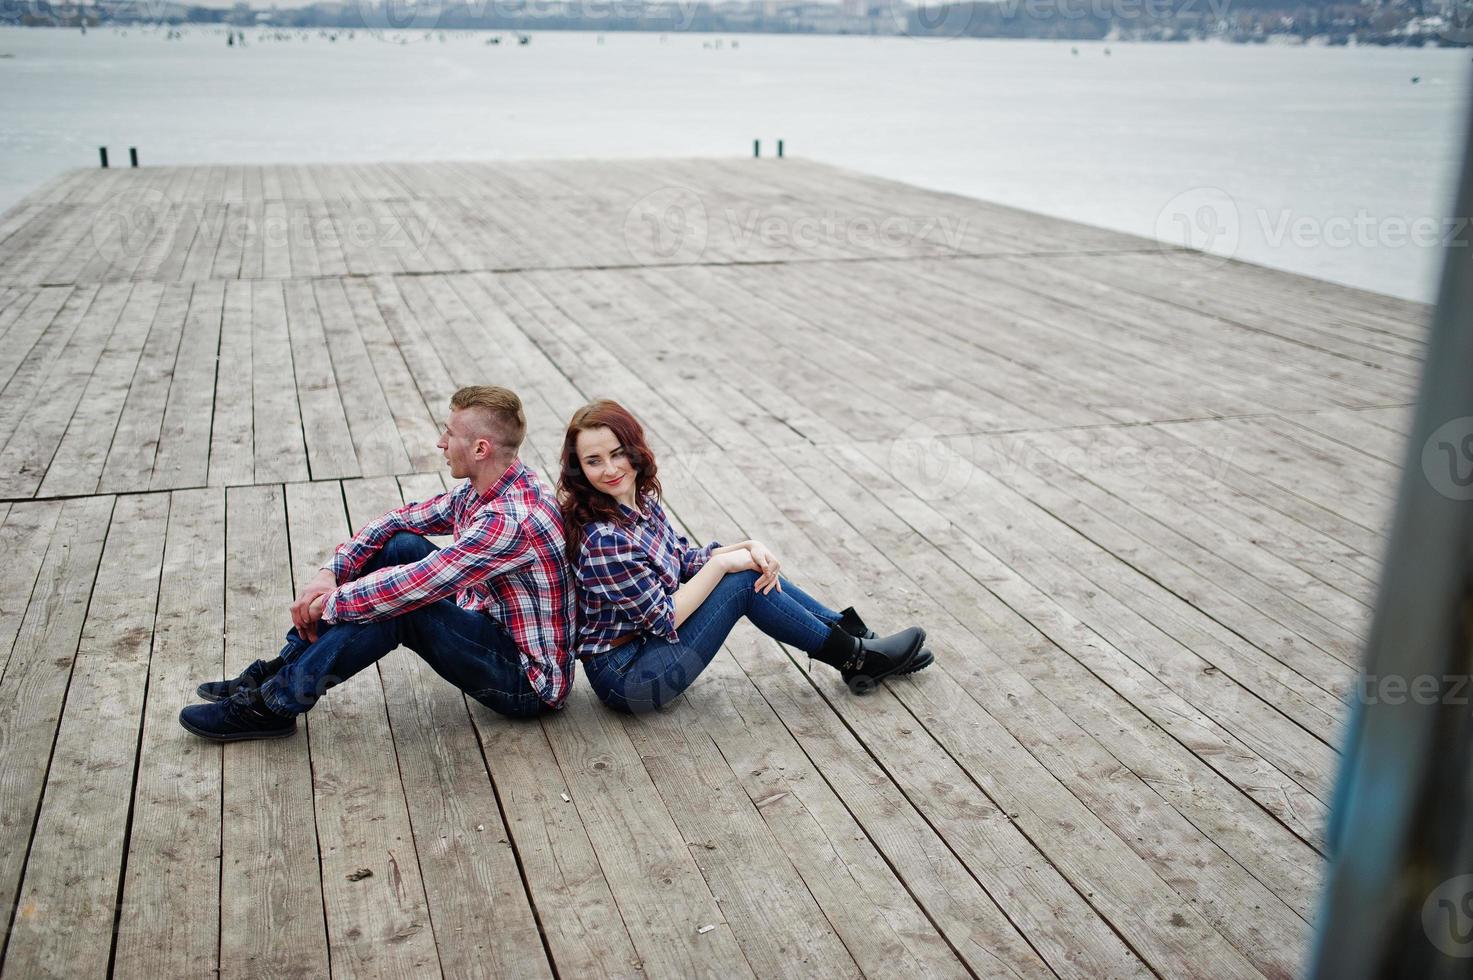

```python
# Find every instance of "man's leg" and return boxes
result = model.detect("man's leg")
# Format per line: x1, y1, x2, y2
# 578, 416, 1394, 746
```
196, 531, 438, 703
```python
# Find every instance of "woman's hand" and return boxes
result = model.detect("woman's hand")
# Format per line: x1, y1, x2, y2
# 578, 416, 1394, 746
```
747, 541, 782, 594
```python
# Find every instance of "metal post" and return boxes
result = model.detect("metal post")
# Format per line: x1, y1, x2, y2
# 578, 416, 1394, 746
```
753, 139, 760, 158
129, 147, 138, 167
777, 139, 784, 158
1310, 74, 1473, 979
99, 146, 108, 168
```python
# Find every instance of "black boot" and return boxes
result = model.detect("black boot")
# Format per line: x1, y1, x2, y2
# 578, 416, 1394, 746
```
836, 607, 934, 676
811, 624, 927, 694
196, 656, 285, 703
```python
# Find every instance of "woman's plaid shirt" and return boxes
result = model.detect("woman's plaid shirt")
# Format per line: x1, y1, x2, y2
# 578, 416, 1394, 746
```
574, 494, 720, 660
320, 459, 577, 707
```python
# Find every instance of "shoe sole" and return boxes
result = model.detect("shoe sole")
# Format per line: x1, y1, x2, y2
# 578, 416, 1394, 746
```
178, 714, 296, 742
195, 685, 227, 703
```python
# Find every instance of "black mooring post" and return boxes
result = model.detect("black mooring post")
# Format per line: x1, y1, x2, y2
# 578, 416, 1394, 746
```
99, 146, 108, 168
777, 139, 784, 158
753, 139, 760, 158
129, 147, 138, 167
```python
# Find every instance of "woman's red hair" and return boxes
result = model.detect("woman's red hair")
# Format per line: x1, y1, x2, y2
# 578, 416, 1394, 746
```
558, 399, 663, 562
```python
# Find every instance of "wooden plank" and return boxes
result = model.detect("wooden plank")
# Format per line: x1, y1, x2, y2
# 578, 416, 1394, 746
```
311, 279, 412, 477
248, 281, 309, 484
113, 488, 227, 980
27, 283, 175, 498
219, 484, 329, 980
345, 475, 553, 980
537, 687, 759, 979
151, 280, 226, 490
283, 479, 440, 979
94, 284, 196, 494
772, 444, 1324, 933
689, 450, 1264, 979
0, 502, 64, 681
0, 285, 105, 453
339, 279, 442, 473
2, 493, 168, 980
207, 280, 254, 487
282, 280, 359, 480
0, 496, 114, 962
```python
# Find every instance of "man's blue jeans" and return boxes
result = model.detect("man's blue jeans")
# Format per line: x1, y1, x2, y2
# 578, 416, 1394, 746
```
583, 569, 841, 714
259, 532, 546, 719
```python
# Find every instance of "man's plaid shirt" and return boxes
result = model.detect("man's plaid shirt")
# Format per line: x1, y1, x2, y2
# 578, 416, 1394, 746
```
321, 459, 577, 707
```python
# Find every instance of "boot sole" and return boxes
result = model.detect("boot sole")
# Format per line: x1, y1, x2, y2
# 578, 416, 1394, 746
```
195, 685, 228, 703
178, 714, 297, 742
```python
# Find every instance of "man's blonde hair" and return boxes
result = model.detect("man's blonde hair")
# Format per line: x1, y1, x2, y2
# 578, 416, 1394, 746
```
450, 385, 526, 453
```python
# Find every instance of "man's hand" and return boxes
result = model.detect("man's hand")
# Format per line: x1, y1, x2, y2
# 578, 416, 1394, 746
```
292, 569, 336, 642
747, 541, 783, 594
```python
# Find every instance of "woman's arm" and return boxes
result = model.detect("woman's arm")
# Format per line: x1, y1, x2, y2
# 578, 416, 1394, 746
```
673, 548, 757, 627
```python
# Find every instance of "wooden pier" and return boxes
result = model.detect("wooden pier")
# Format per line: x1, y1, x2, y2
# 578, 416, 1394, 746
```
0, 157, 1427, 978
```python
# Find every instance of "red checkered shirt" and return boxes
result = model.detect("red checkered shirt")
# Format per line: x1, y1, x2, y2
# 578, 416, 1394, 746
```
320, 459, 577, 707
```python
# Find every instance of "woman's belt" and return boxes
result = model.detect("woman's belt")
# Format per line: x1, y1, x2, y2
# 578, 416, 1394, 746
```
579, 630, 641, 662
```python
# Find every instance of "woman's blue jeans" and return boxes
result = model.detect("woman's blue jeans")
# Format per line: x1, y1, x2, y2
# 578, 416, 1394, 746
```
258, 532, 546, 720
583, 569, 842, 714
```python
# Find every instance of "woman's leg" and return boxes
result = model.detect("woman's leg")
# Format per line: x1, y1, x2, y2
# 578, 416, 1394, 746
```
590, 571, 838, 712
772, 576, 843, 627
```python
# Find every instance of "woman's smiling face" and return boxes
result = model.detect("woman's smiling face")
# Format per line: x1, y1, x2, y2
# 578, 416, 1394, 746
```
577, 425, 636, 501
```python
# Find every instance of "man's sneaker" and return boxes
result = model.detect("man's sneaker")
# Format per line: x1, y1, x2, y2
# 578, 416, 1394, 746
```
196, 657, 283, 703
179, 687, 296, 742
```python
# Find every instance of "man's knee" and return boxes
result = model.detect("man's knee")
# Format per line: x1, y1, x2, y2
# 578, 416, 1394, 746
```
379, 531, 433, 567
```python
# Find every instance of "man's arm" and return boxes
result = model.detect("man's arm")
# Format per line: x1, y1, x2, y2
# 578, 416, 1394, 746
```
293, 489, 458, 640
321, 511, 528, 624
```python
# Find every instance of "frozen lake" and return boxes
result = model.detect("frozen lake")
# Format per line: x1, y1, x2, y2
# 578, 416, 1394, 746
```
0, 24, 1467, 299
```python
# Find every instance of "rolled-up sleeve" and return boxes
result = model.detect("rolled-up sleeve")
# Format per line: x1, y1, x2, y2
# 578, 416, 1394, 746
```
323, 489, 457, 584
676, 534, 721, 582
323, 510, 527, 623
578, 528, 678, 640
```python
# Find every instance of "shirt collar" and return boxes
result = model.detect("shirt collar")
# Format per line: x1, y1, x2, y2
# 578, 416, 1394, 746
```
475, 457, 526, 503
615, 492, 656, 525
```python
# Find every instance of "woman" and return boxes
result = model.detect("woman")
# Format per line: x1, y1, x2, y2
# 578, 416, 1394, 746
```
559, 399, 933, 715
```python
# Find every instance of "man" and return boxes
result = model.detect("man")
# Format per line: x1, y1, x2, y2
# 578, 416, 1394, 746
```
179, 385, 575, 741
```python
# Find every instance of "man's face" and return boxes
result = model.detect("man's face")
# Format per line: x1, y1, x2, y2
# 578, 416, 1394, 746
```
436, 408, 486, 479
